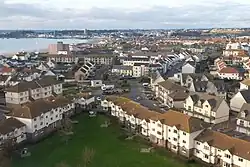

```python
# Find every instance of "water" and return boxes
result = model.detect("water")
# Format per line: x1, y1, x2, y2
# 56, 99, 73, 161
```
0, 38, 91, 54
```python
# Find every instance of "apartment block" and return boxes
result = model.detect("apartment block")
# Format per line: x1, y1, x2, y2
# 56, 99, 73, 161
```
183, 93, 230, 124
5, 77, 63, 105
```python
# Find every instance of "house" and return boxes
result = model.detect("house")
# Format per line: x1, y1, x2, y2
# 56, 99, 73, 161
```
184, 93, 230, 124
230, 89, 250, 112
112, 65, 133, 76
74, 66, 89, 82
74, 92, 95, 110
155, 79, 186, 107
189, 80, 227, 99
149, 70, 165, 92
0, 118, 26, 145
168, 90, 189, 108
218, 67, 243, 80
6, 97, 75, 142
194, 129, 250, 167
0, 75, 11, 86
16, 68, 41, 82
4, 77, 63, 105
12, 52, 30, 61
181, 73, 211, 87
181, 61, 196, 74
239, 79, 250, 91
37, 63, 50, 71
0, 66, 15, 76
46, 59, 56, 69
214, 58, 227, 71
236, 103, 250, 135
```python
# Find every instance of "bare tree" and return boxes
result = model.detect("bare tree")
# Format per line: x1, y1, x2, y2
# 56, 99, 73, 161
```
81, 147, 95, 167
0, 138, 16, 167
58, 117, 73, 144
0, 151, 11, 167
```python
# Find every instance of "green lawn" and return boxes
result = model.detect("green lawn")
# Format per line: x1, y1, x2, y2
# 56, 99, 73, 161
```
12, 114, 200, 167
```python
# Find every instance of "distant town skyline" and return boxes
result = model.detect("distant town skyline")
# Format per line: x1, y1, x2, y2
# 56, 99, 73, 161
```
1, 0, 250, 29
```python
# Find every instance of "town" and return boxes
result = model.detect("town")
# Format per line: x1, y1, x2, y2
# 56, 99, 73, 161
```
1, 31, 250, 167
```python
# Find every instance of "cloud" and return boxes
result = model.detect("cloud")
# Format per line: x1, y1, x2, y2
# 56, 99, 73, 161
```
0, 1, 250, 29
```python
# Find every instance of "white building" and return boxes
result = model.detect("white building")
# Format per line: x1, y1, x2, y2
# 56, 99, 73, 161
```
230, 90, 250, 112
7, 97, 75, 142
184, 93, 230, 124
194, 129, 250, 167
5, 77, 63, 105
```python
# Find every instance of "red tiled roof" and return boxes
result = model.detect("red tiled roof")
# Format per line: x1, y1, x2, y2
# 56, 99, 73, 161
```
219, 67, 239, 74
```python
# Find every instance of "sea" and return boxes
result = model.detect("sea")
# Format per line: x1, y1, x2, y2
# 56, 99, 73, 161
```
0, 38, 92, 55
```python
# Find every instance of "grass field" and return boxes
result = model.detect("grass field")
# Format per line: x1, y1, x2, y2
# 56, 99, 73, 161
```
12, 114, 200, 167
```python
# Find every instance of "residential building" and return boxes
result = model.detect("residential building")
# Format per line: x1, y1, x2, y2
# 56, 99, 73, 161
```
47, 55, 78, 64
236, 103, 250, 135
240, 79, 250, 91
182, 61, 196, 74
214, 58, 227, 71
4, 77, 63, 105
181, 73, 211, 87
48, 42, 70, 55
218, 67, 243, 80
189, 80, 227, 99
6, 97, 75, 142
0, 118, 26, 145
78, 54, 114, 65
194, 129, 250, 167
132, 63, 149, 77
155, 79, 187, 107
112, 65, 133, 76
101, 96, 208, 158
184, 93, 230, 124
230, 90, 250, 112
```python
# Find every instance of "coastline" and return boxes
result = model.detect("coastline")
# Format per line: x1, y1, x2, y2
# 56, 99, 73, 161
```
0, 38, 98, 57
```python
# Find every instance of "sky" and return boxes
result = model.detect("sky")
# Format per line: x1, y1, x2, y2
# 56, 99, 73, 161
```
1, 0, 250, 29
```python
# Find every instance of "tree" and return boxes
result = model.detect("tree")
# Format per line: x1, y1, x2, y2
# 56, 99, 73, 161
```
58, 117, 73, 144
0, 138, 16, 167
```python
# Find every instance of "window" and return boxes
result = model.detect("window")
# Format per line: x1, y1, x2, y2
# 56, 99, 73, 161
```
157, 131, 161, 135
183, 140, 186, 144
183, 132, 186, 135
173, 145, 177, 149
196, 142, 200, 145
196, 150, 200, 154
157, 123, 162, 127
238, 158, 243, 162
34, 118, 37, 121
225, 154, 231, 159
40, 122, 43, 125
34, 125, 37, 128
51, 117, 53, 121
204, 155, 209, 159
21, 134, 24, 138
46, 116, 48, 118
173, 138, 177, 141
204, 146, 209, 150
56, 115, 58, 118
40, 116, 43, 120
174, 130, 177, 133
152, 128, 155, 131
20, 98, 23, 101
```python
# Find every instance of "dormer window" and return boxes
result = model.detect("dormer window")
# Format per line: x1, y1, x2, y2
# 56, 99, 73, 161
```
241, 110, 248, 118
